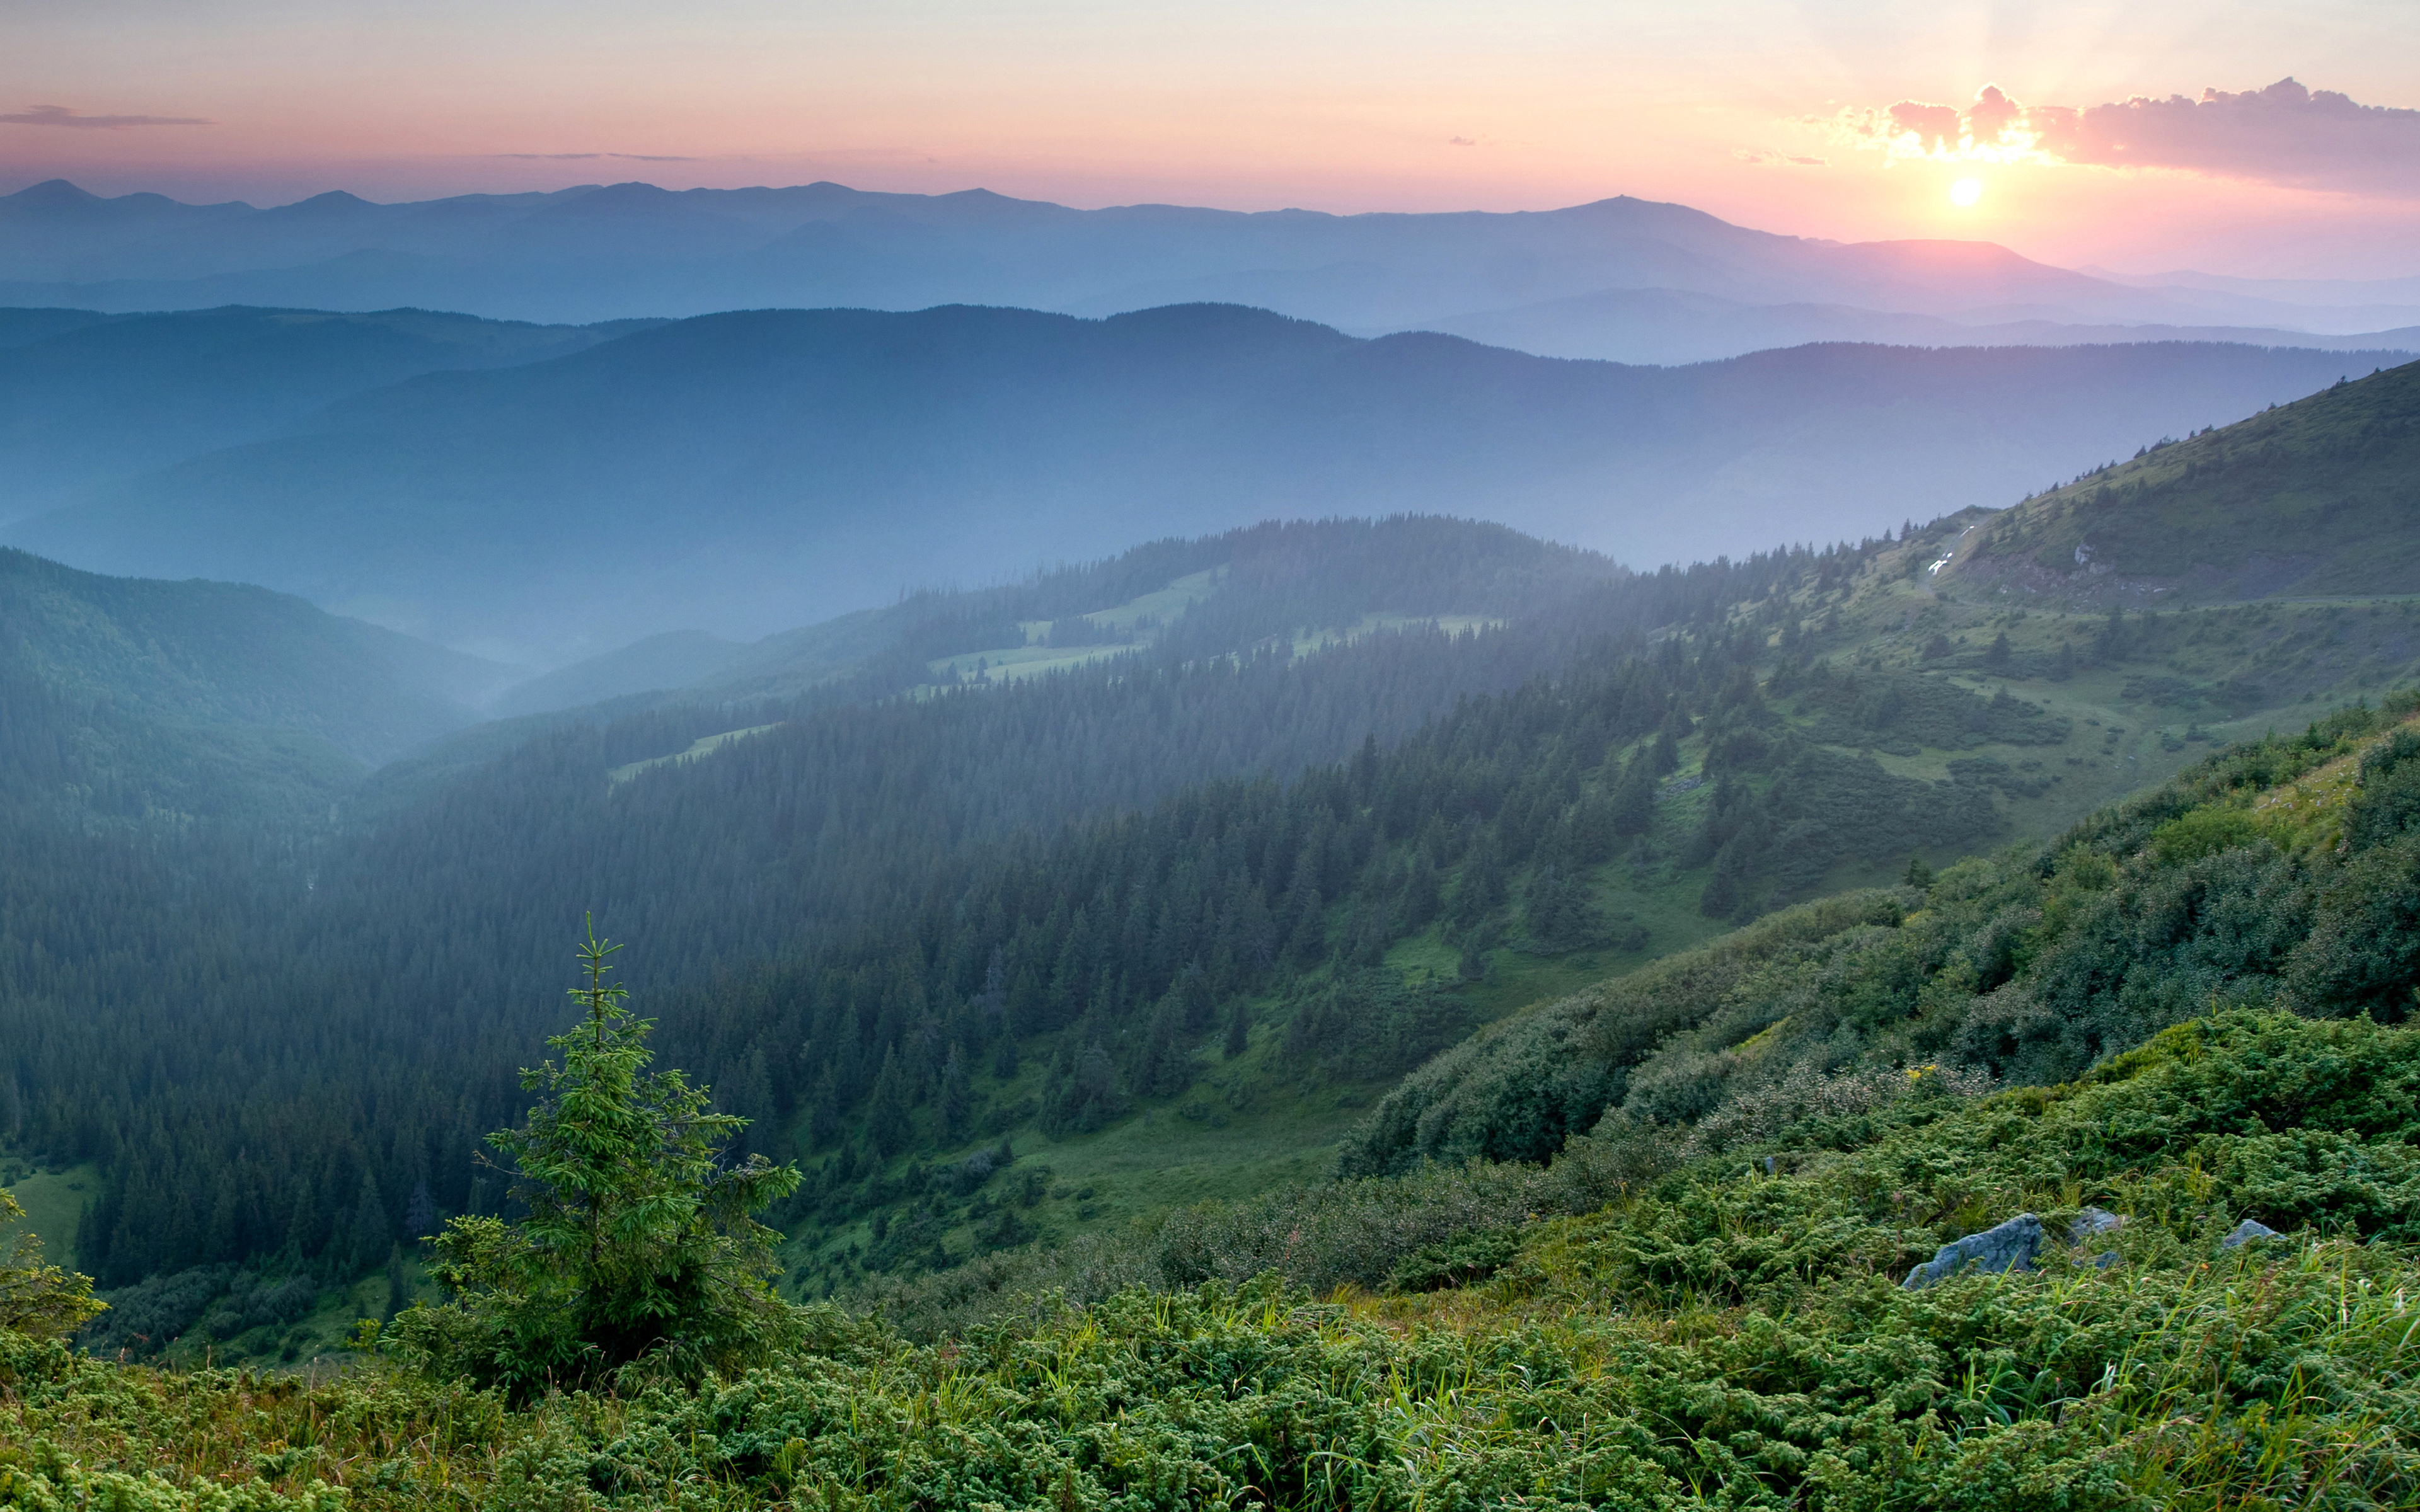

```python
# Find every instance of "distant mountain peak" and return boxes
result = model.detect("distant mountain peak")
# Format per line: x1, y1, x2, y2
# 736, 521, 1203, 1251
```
5, 178, 101, 205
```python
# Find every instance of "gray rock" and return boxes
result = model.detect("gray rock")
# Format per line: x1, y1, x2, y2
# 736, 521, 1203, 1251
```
2220, 1218, 2283, 1251
2069, 1207, 2124, 1243
1902, 1212, 2044, 1290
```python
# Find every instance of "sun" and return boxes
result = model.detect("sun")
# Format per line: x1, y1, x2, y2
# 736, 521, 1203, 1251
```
1948, 177, 1984, 207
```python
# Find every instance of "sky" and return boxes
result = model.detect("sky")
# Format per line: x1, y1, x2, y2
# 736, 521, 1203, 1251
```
5, 0, 2419, 278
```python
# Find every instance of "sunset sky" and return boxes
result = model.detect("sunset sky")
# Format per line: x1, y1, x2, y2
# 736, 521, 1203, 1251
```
7, 0, 2418, 277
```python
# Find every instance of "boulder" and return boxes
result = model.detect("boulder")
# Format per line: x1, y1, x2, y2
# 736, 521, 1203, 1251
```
2220, 1218, 2283, 1251
1902, 1212, 2044, 1290
2068, 1207, 2123, 1242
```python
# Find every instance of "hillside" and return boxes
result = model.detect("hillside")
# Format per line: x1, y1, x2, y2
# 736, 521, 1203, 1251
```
13, 791, 2420, 1508
1940, 357, 2420, 604
17, 353, 2420, 1356
0, 306, 653, 522
7, 301, 2397, 663
28, 470, 2420, 1358
0, 548, 508, 832
490, 517, 1623, 715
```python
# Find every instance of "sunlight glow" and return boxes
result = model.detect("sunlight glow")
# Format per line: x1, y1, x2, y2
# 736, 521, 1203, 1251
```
1949, 176, 1983, 207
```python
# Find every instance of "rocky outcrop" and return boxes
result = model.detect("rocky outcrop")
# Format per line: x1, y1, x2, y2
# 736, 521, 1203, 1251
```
1902, 1212, 2044, 1289
2221, 1218, 2283, 1251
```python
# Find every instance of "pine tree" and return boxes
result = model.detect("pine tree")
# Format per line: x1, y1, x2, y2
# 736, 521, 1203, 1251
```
937, 1043, 972, 1139
389, 922, 802, 1397
865, 1046, 914, 1158
384, 1243, 410, 1320
1610, 755, 1657, 837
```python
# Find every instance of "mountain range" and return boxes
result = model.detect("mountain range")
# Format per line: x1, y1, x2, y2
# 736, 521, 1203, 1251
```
6, 177, 2418, 364
6, 301, 2404, 665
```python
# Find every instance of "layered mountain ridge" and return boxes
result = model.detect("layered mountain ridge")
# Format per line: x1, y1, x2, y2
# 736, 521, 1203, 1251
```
6, 176, 2416, 362
8, 299, 2402, 664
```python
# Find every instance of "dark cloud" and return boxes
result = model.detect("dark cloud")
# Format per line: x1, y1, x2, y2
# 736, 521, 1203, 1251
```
1, 104, 211, 129
495, 151, 697, 162
1833, 79, 2420, 198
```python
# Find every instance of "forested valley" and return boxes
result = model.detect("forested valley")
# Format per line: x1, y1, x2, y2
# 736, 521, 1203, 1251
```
2, 349, 2419, 1511
7, 363, 2419, 1335
13, 556, 2420, 1509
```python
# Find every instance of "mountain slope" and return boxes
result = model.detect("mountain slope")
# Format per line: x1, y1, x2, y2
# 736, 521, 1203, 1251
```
9, 302, 2397, 662
490, 517, 1623, 716
0, 546, 508, 793
24, 1005, 2418, 1509
1939, 358, 2420, 604
0, 305, 655, 520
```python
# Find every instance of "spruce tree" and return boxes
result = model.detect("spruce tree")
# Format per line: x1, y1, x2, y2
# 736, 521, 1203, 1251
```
865, 1047, 913, 1157
0, 1191, 103, 1339
389, 923, 802, 1397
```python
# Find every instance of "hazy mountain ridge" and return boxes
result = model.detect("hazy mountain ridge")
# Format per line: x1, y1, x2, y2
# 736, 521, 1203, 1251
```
7, 299, 2401, 664
0, 547, 513, 837
0, 547, 512, 756
0, 305, 659, 520
8, 177, 2416, 360
1421, 284, 2420, 367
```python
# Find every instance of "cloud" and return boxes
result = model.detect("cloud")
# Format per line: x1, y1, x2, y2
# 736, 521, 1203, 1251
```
1, 103, 211, 129
1824, 79, 2420, 198
495, 151, 698, 162
1447, 137, 1475, 147
1734, 148, 1827, 167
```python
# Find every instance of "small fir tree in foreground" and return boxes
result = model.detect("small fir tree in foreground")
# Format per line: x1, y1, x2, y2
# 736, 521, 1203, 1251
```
0, 1191, 103, 1340
388, 922, 802, 1397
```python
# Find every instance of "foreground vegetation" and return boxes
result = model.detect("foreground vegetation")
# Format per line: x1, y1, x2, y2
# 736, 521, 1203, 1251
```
4, 1009, 2414, 1509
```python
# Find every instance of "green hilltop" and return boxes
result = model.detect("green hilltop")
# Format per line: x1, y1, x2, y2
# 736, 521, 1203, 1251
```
1944, 357, 2420, 604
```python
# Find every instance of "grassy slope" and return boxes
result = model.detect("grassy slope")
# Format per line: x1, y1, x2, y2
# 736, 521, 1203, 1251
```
1945, 356, 2420, 600
0, 1163, 95, 1272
